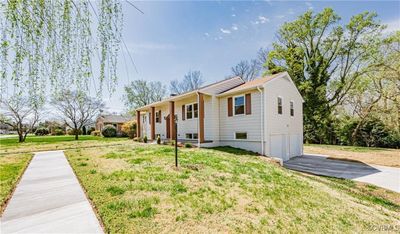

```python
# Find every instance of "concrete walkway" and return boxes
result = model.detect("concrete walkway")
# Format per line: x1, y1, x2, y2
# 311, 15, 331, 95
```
284, 154, 400, 193
1, 151, 103, 233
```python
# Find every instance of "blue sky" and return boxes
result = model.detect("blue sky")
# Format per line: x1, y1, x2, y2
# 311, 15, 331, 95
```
105, 0, 400, 113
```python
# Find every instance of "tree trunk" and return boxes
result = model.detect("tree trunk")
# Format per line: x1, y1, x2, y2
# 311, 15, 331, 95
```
18, 133, 24, 142
75, 132, 79, 140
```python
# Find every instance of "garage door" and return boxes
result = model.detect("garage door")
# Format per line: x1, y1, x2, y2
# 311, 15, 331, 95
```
289, 134, 301, 158
270, 135, 288, 161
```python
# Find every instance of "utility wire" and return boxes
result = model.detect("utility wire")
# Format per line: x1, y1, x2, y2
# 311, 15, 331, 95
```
125, 0, 144, 14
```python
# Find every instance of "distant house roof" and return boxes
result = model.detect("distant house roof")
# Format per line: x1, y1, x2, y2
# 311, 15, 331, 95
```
99, 115, 131, 123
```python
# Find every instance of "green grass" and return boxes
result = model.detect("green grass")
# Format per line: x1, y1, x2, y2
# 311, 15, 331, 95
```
0, 153, 32, 211
0, 135, 126, 147
304, 143, 389, 152
66, 144, 400, 233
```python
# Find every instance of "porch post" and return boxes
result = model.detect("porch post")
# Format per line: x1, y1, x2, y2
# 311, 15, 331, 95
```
199, 93, 205, 143
151, 107, 155, 140
169, 101, 175, 141
136, 110, 140, 138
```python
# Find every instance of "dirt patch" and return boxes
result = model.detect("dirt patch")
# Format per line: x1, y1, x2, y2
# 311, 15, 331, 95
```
304, 146, 400, 168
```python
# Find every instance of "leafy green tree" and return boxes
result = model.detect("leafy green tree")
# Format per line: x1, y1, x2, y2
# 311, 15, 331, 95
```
266, 8, 383, 143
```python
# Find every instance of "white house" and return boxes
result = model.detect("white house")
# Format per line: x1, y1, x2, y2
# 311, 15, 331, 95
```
135, 72, 304, 161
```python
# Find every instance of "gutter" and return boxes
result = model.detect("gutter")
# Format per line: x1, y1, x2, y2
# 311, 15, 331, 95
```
257, 86, 264, 156
196, 92, 200, 148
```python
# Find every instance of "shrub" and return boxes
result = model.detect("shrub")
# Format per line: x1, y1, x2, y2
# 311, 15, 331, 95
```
143, 136, 148, 143
87, 127, 95, 135
102, 125, 117, 137
35, 127, 49, 136
121, 120, 136, 139
67, 128, 82, 136
184, 143, 192, 148
156, 135, 161, 144
91, 130, 101, 136
53, 129, 65, 136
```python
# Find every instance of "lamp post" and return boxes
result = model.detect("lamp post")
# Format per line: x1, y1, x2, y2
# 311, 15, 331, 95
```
174, 114, 178, 167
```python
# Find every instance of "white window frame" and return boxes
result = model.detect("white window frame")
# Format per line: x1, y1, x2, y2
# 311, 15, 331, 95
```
185, 102, 198, 120
234, 132, 247, 140
290, 100, 294, 117
277, 96, 283, 115
233, 95, 246, 116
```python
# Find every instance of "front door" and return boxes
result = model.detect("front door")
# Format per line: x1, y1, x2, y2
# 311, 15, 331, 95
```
166, 114, 170, 139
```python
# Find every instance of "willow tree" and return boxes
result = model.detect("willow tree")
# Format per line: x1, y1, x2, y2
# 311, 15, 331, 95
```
0, 0, 122, 105
0, 0, 123, 142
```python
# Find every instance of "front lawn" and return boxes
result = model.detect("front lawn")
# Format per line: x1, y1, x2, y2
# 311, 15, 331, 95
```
66, 144, 399, 233
0, 135, 129, 154
304, 144, 400, 167
0, 153, 32, 211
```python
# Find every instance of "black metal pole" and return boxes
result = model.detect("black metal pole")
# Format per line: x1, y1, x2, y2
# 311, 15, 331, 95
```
175, 118, 178, 167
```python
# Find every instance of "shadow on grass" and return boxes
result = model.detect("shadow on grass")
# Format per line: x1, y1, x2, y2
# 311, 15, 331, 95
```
209, 146, 259, 156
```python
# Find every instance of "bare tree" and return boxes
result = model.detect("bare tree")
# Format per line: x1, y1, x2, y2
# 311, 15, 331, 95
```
231, 59, 260, 81
123, 80, 167, 110
0, 96, 40, 142
51, 91, 104, 140
170, 70, 204, 94
257, 47, 269, 69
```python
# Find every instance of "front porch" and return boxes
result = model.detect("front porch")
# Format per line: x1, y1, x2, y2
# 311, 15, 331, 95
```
135, 91, 208, 144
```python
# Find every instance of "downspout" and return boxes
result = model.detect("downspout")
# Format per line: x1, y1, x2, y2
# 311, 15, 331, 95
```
257, 86, 264, 156
196, 91, 200, 148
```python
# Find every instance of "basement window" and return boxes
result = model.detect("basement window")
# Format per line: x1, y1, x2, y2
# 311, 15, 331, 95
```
185, 133, 198, 139
277, 97, 282, 115
235, 132, 247, 140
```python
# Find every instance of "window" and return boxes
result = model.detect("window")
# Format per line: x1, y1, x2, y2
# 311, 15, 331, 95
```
194, 103, 198, 118
234, 96, 245, 115
155, 111, 161, 123
235, 132, 247, 139
277, 97, 282, 114
185, 133, 198, 139
290, 101, 294, 116
186, 103, 198, 119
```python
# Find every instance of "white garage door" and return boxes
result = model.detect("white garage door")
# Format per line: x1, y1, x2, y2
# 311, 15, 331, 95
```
270, 135, 289, 161
289, 134, 301, 158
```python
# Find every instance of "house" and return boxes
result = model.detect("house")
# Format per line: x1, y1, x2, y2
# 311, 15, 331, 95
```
95, 114, 131, 133
135, 72, 304, 161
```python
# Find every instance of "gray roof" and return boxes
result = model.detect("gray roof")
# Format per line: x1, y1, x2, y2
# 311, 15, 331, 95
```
100, 115, 131, 123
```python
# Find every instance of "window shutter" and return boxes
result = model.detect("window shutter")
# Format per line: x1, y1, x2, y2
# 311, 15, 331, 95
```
182, 105, 185, 121
245, 93, 251, 115
159, 110, 162, 123
228, 97, 233, 117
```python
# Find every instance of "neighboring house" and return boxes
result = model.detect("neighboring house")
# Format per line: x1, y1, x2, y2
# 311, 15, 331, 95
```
96, 115, 131, 133
135, 72, 304, 161
0, 123, 12, 134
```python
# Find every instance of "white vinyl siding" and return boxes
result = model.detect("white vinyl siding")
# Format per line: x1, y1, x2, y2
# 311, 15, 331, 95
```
219, 90, 261, 142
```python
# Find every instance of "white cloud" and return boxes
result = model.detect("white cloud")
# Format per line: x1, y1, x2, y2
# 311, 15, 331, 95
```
251, 21, 260, 25
305, 2, 313, 10
383, 18, 400, 34
258, 16, 270, 24
276, 15, 285, 19
220, 28, 231, 34
231, 24, 239, 31
204, 32, 210, 37
232, 14, 236, 17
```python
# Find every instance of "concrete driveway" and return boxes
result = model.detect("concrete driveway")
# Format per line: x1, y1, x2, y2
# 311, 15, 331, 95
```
284, 154, 400, 193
